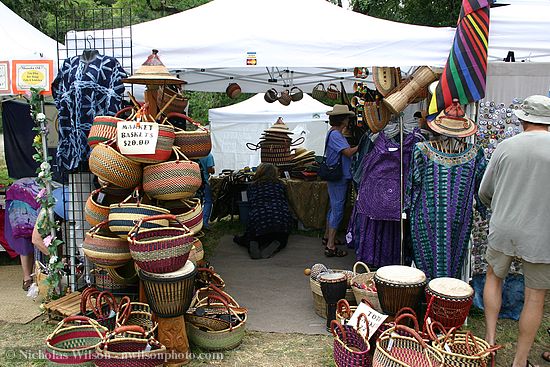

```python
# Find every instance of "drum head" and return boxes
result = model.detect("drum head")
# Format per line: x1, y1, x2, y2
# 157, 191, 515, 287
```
139, 260, 196, 280
428, 277, 473, 298
319, 272, 346, 283
375, 265, 427, 285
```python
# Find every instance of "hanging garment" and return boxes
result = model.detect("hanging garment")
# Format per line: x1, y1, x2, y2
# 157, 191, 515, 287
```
347, 130, 420, 267
407, 142, 487, 279
52, 54, 127, 171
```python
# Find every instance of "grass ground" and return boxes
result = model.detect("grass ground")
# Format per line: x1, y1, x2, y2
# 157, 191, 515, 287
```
0, 217, 548, 366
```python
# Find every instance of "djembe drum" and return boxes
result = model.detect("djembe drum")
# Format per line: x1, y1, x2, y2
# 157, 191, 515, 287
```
374, 265, 427, 316
138, 260, 197, 366
425, 277, 474, 329
319, 273, 348, 330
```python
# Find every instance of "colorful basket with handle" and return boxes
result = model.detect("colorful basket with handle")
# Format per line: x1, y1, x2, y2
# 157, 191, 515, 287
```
166, 113, 212, 159
80, 288, 118, 331
142, 147, 202, 201
163, 198, 204, 234
331, 313, 372, 367
89, 139, 142, 189
116, 297, 158, 335
83, 221, 132, 268
374, 325, 444, 367
128, 214, 195, 274
88, 116, 122, 148
108, 189, 170, 239
45, 316, 108, 364
85, 188, 111, 227
350, 261, 382, 312
94, 264, 138, 293
186, 294, 247, 351
427, 322, 500, 367
94, 326, 166, 367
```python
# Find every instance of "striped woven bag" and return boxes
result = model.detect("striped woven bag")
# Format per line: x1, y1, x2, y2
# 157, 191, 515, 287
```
84, 188, 110, 227
165, 113, 212, 159
142, 147, 202, 201
89, 139, 142, 189
88, 116, 122, 148
83, 221, 132, 268
161, 198, 204, 234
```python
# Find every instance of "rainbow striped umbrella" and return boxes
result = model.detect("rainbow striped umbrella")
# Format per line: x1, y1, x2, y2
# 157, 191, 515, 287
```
429, 0, 490, 115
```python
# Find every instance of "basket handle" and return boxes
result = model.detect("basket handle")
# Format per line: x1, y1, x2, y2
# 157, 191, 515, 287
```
394, 313, 420, 332
393, 325, 429, 349
50, 316, 105, 341
208, 284, 232, 304
165, 112, 208, 132
395, 307, 418, 320
336, 299, 351, 320
87, 220, 111, 236
172, 145, 191, 162
114, 325, 146, 336
117, 187, 142, 207
246, 142, 260, 151
64, 315, 93, 324
115, 106, 137, 119
426, 320, 447, 345
206, 294, 234, 331
130, 214, 190, 238
96, 291, 117, 319
330, 319, 346, 340
80, 287, 99, 315
116, 296, 132, 325
290, 136, 305, 146
155, 93, 178, 120
355, 312, 370, 342
353, 261, 371, 275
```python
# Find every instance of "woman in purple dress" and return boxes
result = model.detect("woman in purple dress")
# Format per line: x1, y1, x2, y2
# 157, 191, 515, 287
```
322, 105, 358, 257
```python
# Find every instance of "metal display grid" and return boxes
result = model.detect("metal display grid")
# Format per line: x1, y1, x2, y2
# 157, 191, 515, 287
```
54, 7, 134, 294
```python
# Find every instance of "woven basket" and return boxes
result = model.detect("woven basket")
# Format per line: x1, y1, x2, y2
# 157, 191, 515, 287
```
89, 139, 142, 189
88, 116, 122, 148
94, 326, 166, 367
83, 221, 132, 268
123, 123, 175, 164
85, 187, 132, 227
45, 316, 108, 365
364, 100, 392, 134
195, 267, 226, 290
186, 294, 246, 351
374, 325, 444, 367
108, 190, 170, 239
427, 322, 500, 367
128, 214, 195, 274
278, 90, 292, 106
142, 147, 202, 201
189, 238, 204, 264
94, 264, 138, 293
163, 198, 204, 234
326, 83, 341, 100
350, 261, 382, 312
166, 113, 212, 159
310, 271, 356, 319
331, 314, 372, 367
312, 83, 326, 100
157, 85, 189, 114
116, 297, 158, 335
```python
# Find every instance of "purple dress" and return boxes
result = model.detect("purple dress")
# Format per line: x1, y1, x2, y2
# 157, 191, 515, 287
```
347, 130, 421, 267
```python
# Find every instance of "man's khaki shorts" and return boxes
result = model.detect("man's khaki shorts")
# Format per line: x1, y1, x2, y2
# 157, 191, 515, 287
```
486, 247, 550, 290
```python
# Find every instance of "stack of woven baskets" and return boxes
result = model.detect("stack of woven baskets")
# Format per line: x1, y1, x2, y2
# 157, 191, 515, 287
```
84, 104, 211, 291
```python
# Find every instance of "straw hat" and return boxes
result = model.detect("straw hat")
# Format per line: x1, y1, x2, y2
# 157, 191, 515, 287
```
514, 95, 550, 125
123, 49, 184, 85
264, 117, 293, 134
428, 99, 477, 138
372, 67, 401, 97
293, 148, 315, 161
326, 104, 354, 116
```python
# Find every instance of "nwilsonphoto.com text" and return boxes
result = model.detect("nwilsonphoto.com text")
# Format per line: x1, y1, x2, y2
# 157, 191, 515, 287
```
2, 348, 225, 362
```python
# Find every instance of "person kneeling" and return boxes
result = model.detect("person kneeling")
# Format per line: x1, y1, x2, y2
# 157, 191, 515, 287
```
234, 163, 294, 259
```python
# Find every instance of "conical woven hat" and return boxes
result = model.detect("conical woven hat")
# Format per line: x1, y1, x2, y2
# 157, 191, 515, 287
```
123, 49, 184, 85
428, 99, 477, 138
264, 117, 293, 134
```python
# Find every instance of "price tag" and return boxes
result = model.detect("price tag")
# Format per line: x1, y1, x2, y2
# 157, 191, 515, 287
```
117, 121, 159, 155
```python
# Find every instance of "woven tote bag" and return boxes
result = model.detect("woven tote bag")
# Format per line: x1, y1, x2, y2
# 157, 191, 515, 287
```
89, 139, 142, 189
142, 147, 202, 201
166, 113, 212, 159
88, 116, 122, 148
83, 221, 132, 268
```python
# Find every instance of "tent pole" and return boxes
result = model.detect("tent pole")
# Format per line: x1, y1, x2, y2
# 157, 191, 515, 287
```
400, 114, 404, 265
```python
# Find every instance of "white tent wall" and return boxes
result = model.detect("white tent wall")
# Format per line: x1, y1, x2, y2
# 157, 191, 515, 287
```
209, 93, 331, 171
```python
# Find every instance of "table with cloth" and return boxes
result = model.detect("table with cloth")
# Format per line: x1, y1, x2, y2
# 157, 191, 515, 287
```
210, 177, 352, 230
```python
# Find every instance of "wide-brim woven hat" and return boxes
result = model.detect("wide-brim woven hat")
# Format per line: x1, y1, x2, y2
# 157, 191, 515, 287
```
514, 95, 550, 125
123, 49, 184, 85
326, 104, 355, 116
428, 99, 477, 138
264, 117, 293, 134
293, 148, 315, 161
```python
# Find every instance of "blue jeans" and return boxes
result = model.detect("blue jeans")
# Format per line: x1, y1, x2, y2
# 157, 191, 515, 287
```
327, 180, 349, 229
203, 183, 213, 228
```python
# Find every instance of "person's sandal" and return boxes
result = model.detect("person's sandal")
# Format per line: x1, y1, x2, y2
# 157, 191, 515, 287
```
542, 351, 550, 363
322, 238, 345, 247
22, 279, 33, 291
325, 247, 347, 257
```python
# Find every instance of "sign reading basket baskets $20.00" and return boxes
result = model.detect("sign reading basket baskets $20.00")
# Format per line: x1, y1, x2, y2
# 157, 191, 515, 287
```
117, 121, 159, 155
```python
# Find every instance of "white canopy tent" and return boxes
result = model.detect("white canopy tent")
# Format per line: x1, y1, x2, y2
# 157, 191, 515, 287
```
0, 2, 58, 62
209, 93, 331, 170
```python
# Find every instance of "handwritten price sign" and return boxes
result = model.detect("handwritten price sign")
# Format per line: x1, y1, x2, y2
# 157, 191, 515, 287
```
117, 121, 159, 155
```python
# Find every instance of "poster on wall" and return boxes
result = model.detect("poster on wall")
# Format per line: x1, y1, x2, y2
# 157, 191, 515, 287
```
11, 60, 54, 95
0, 61, 10, 94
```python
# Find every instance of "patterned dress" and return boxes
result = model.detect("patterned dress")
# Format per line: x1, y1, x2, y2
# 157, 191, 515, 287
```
407, 142, 487, 279
247, 180, 293, 237
52, 54, 127, 171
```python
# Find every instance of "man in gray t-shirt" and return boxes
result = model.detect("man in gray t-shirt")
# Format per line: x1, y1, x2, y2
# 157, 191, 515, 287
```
479, 95, 550, 367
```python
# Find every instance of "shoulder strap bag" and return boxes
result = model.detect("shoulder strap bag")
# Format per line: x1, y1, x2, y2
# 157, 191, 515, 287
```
318, 130, 343, 182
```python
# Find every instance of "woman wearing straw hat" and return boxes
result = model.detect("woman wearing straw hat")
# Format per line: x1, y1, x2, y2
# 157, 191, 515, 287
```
322, 105, 358, 257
